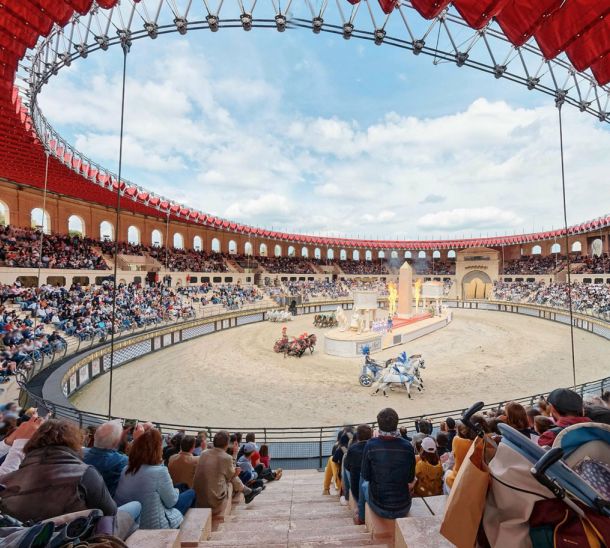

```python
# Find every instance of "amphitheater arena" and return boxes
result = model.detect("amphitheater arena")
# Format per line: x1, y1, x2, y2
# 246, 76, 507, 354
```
1, 1, 610, 547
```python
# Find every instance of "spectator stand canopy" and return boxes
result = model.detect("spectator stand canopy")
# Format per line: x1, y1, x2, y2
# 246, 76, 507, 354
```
1, 0, 610, 252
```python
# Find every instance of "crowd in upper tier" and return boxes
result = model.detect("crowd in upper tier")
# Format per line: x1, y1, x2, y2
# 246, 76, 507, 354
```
493, 280, 610, 316
0, 225, 108, 270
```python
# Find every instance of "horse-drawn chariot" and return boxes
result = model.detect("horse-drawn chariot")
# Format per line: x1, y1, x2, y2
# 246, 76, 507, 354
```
268, 309, 293, 322
274, 327, 317, 358
359, 347, 426, 398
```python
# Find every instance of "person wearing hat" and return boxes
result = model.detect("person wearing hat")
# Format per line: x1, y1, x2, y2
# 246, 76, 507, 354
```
414, 437, 443, 497
537, 388, 591, 448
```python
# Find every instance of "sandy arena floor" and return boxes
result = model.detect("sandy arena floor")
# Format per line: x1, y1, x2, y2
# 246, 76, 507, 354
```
71, 309, 610, 428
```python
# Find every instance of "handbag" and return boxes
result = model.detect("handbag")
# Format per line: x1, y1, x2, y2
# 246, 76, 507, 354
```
440, 436, 494, 548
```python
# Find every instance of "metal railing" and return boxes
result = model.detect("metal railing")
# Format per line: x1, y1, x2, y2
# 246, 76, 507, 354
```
17, 299, 610, 469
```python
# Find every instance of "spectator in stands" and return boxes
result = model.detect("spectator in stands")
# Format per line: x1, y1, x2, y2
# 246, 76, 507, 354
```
163, 433, 183, 465
322, 427, 352, 496
0, 419, 135, 522
443, 415, 488, 492
168, 435, 199, 489
534, 416, 554, 437
360, 408, 416, 519
83, 419, 128, 497
193, 431, 208, 456
115, 429, 195, 529
414, 437, 443, 497
343, 424, 372, 525
193, 431, 261, 517
537, 389, 591, 447
503, 401, 537, 439
0, 415, 43, 479
435, 431, 450, 459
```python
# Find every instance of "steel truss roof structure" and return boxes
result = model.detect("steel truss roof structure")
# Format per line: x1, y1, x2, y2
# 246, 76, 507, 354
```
1, 0, 610, 250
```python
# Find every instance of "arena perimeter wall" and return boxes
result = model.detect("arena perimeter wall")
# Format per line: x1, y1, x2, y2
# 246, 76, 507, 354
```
22, 299, 610, 470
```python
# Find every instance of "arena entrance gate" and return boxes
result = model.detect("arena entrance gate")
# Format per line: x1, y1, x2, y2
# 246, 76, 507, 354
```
462, 270, 492, 300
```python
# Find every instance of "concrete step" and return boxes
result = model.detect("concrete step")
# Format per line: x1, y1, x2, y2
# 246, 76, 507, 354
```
288, 532, 375, 545
126, 529, 179, 548
231, 505, 350, 521
395, 516, 451, 548
289, 541, 389, 547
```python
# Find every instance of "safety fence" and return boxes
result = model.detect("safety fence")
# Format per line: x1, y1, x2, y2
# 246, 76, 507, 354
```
20, 299, 610, 469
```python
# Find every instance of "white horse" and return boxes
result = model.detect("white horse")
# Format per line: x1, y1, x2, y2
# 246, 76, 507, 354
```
336, 306, 348, 331
371, 354, 425, 398
268, 309, 292, 322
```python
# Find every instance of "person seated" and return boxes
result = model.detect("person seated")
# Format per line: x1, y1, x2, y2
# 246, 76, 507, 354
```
360, 408, 416, 519
343, 424, 372, 525
322, 427, 353, 495
83, 420, 128, 497
258, 443, 282, 481
534, 415, 554, 438
0, 419, 140, 523
503, 401, 537, 439
537, 388, 591, 447
168, 435, 199, 489
193, 431, 261, 518
115, 429, 195, 529
413, 437, 443, 497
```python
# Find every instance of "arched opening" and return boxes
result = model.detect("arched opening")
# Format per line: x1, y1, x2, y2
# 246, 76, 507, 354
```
31, 208, 50, 234
211, 238, 221, 252
100, 221, 114, 241
353, 250, 360, 261
288, 245, 295, 257
405, 251, 412, 259
418, 251, 426, 259
244, 241, 253, 256
531, 245, 542, 255
571, 241, 582, 253
173, 233, 184, 249
259, 243, 268, 256
314, 247, 321, 260
151, 229, 163, 247
68, 215, 85, 237
274, 244, 282, 257
301, 247, 309, 258
378, 250, 385, 259
462, 270, 492, 300
340, 249, 347, 260
228, 240, 237, 254
127, 225, 140, 245
193, 236, 202, 251
391, 251, 398, 259
0, 200, 9, 225
327, 248, 335, 260
365, 250, 372, 261
432, 250, 441, 259
551, 243, 561, 254
447, 250, 456, 259
591, 238, 603, 257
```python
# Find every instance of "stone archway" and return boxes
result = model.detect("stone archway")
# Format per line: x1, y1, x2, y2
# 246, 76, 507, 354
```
462, 270, 492, 300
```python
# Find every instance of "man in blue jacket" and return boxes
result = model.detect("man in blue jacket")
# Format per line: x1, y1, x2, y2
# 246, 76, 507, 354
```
361, 408, 415, 519
83, 420, 128, 497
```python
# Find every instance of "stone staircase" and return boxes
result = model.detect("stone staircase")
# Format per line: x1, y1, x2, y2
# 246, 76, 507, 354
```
124, 469, 452, 547
224, 257, 244, 273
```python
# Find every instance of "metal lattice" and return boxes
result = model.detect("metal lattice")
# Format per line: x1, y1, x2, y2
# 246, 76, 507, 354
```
182, 323, 215, 340
12, 0, 609, 234
236, 313, 264, 326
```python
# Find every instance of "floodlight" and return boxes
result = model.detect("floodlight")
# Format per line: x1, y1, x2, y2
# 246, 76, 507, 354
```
412, 39, 424, 54
312, 16, 323, 34
342, 22, 353, 39
275, 14, 287, 32
455, 52, 468, 66
175, 17, 188, 35
374, 29, 385, 45
240, 13, 252, 31
145, 22, 158, 39
206, 15, 219, 32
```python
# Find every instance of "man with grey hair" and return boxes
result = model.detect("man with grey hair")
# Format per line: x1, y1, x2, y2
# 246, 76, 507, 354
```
83, 420, 128, 496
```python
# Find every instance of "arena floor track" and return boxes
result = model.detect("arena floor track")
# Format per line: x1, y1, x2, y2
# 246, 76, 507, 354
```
71, 309, 609, 428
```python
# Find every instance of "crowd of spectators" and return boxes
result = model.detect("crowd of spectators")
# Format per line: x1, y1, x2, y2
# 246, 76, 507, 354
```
177, 283, 263, 309
148, 248, 227, 273
264, 279, 390, 302
571, 253, 610, 274
502, 254, 565, 275
1, 281, 195, 343
338, 260, 389, 275
257, 256, 316, 274
410, 259, 456, 275
493, 280, 610, 316
0, 226, 109, 270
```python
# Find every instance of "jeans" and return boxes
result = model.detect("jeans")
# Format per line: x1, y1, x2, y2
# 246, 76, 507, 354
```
118, 501, 142, 524
174, 488, 196, 516
174, 489, 197, 516
361, 480, 410, 520
342, 467, 350, 499
358, 478, 366, 521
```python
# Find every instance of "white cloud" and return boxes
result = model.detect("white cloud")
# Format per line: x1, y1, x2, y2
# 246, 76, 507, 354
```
417, 207, 524, 231
36, 37, 610, 239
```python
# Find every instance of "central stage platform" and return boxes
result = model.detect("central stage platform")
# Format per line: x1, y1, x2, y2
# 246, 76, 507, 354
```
323, 311, 452, 357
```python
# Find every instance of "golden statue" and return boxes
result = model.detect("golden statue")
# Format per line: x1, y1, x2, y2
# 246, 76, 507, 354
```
414, 278, 423, 312
387, 282, 398, 317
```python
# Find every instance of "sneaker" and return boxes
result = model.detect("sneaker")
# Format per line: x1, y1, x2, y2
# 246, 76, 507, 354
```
322, 489, 330, 496
274, 469, 283, 481
340, 495, 348, 506
353, 514, 365, 526
245, 487, 262, 504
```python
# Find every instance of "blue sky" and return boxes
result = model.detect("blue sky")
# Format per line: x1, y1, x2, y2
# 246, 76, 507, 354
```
38, 15, 610, 240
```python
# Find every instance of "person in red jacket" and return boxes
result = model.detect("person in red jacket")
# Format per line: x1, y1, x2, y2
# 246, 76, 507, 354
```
537, 388, 591, 448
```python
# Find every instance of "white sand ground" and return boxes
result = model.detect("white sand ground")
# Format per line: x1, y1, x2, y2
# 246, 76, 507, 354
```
71, 309, 610, 428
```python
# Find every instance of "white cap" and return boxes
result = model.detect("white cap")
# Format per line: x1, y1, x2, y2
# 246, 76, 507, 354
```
421, 436, 437, 453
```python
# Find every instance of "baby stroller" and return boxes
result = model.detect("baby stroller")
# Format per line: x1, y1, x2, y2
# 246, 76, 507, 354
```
483, 415, 610, 547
